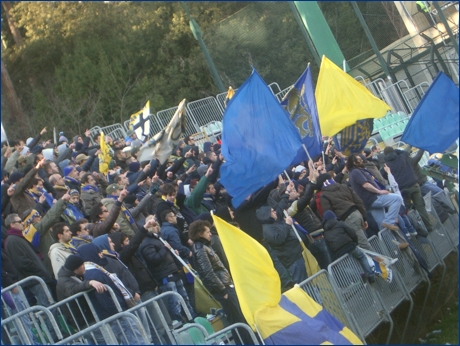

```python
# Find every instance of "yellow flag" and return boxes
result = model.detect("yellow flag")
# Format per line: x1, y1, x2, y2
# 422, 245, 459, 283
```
98, 132, 111, 175
212, 214, 281, 329
316, 56, 390, 137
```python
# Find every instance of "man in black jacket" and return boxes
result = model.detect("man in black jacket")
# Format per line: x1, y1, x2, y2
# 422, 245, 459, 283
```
383, 147, 433, 232
138, 218, 196, 322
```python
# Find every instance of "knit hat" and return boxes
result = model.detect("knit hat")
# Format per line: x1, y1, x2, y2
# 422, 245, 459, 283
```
59, 136, 69, 143
69, 189, 80, 196
8, 171, 24, 184
31, 146, 43, 155
197, 165, 208, 176
123, 194, 137, 206
64, 255, 85, 272
294, 165, 306, 173
323, 210, 337, 221
63, 166, 75, 177
26, 137, 33, 146
128, 161, 140, 172
196, 212, 213, 224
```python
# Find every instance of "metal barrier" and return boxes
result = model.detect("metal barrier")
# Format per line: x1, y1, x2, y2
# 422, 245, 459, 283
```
99, 123, 127, 140
55, 311, 150, 345
157, 106, 199, 137
435, 190, 459, 246
275, 85, 293, 102
327, 254, 394, 344
368, 236, 413, 343
200, 121, 223, 143
297, 269, 363, 341
125, 291, 192, 345
206, 322, 260, 345
402, 82, 430, 112
171, 322, 208, 344
186, 97, 224, 132
2, 305, 63, 345
1, 276, 55, 315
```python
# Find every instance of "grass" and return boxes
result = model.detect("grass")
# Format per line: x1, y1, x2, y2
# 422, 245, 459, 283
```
419, 302, 459, 344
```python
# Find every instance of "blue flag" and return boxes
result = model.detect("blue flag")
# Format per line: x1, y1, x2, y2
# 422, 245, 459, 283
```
280, 65, 323, 164
333, 119, 374, 157
220, 69, 302, 208
401, 72, 459, 153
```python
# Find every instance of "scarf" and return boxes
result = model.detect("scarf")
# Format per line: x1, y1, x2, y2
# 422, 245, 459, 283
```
63, 242, 79, 255
25, 188, 40, 203
38, 187, 55, 207
81, 184, 99, 193
84, 262, 133, 302
161, 195, 180, 210
65, 177, 81, 186
362, 168, 386, 191
7, 227, 43, 260
70, 235, 92, 247
63, 203, 85, 221
323, 179, 336, 188
106, 195, 135, 225
22, 210, 41, 249
101, 250, 128, 269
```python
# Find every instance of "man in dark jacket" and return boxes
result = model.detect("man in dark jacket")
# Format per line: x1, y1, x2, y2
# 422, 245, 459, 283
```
138, 220, 195, 322
322, 210, 375, 283
319, 173, 374, 252
383, 147, 433, 232
256, 205, 307, 284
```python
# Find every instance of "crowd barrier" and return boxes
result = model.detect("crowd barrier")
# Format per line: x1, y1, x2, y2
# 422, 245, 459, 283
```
2, 193, 457, 345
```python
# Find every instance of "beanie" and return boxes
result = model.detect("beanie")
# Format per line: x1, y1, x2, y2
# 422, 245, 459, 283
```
64, 255, 85, 272
59, 136, 69, 143
63, 166, 75, 177
323, 210, 337, 221
128, 161, 140, 172
8, 171, 24, 184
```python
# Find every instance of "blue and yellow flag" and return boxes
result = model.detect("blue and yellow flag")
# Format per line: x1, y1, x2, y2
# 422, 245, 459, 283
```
401, 72, 459, 153
281, 64, 323, 165
316, 56, 390, 137
212, 214, 363, 345
220, 69, 302, 208
224, 86, 235, 108
333, 118, 374, 157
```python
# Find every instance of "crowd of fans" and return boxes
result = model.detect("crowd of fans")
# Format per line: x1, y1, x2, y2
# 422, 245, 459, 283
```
1, 126, 456, 344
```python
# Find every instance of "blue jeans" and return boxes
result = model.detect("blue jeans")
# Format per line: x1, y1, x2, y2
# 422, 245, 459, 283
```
370, 193, 403, 228
158, 279, 195, 322
420, 181, 444, 196
140, 290, 171, 344
349, 247, 374, 278
110, 315, 147, 345
287, 256, 308, 284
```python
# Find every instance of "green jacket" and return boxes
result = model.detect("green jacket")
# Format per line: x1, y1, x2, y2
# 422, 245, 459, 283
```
184, 175, 209, 216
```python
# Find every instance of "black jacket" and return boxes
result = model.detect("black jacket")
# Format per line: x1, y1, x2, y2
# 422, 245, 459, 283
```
383, 150, 418, 190
193, 238, 232, 295
323, 218, 358, 258
138, 232, 179, 282
256, 206, 303, 268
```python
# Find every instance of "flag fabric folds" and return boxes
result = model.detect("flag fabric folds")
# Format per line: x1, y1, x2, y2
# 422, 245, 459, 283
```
129, 101, 151, 142
98, 132, 112, 175
137, 99, 186, 164
212, 214, 363, 345
212, 214, 281, 329
401, 72, 459, 153
333, 119, 374, 157
220, 69, 302, 208
316, 56, 390, 137
1, 123, 8, 145
281, 64, 323, 164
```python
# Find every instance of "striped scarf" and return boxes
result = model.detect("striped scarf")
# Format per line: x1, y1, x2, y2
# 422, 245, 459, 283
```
84, 262, 133, 302
22, 210, 41, 249
106, 196, 135, 225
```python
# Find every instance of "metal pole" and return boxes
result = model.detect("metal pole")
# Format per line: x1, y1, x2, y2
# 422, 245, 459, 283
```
432, 1, 459, 56
288, 1, 321, 67
181, 2, 226, 92
351, 2, 394, 81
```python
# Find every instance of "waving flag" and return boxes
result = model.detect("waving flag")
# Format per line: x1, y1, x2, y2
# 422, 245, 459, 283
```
137, 99, 186, 164
1, 123, 8, 145
98, 132, 112, 175
212, 214, 363, 345
281, 64, 323, 164
224, 86, 235, 108
401, 72, 459, 153
220, 69, 302, 208
129, 101, 151, 142
316, 56, 390, 136
333, 118, 374, 156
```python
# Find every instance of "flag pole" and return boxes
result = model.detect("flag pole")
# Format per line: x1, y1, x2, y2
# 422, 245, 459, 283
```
302, 144, 318, 173
283, 210, 303, 243
158, 237, 199, 280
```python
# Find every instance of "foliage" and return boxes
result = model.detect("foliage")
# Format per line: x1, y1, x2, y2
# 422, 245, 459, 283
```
2, 2, 402, 140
